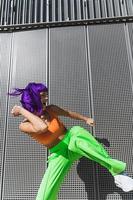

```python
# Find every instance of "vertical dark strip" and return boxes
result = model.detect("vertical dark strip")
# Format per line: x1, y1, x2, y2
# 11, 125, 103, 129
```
124, 0, 129, 15
15, 0, 19, 24
26, 0, 28, 23
21, 0, 25, 24
49, 0, 52, 21
43, 0, 46, 22
32, 0, 35, 23
86, 0, 89, 19
99, 0, 103, 18
3, 0, 8, 24
40, 0, 43, 22
24, 0, 27, 23
0, 0, 2, 24
30, 0, 33, 23
112, 0, 116, 16
37, 0, 40, 22
118, 0, 123, 16
68, 0, 71, 20
27, 0, 31, 23
61, 0, 64, 21
93, 0, 96, 18
81, 0, 84, 19
0, 0, 4, 24
105, 0, 109, 17
55, 0, 58, 21
74, 0, 77, 20
6, 0, 10, 25
19, 0, 23, 24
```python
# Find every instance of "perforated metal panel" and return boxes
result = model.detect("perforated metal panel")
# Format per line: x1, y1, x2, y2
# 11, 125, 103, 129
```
88, 24, 133, 199
0, 33, 12, 199
49, 26, 95, 200
0, 23, 133, 200
2, 29, 48, 200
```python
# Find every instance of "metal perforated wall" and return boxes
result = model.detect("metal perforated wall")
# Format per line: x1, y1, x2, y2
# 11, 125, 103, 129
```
0, 23, 133, 199
1, 30, 49, 200
49, 26, 95, 199
88, 24, 133, 199
0, 0, 133, 25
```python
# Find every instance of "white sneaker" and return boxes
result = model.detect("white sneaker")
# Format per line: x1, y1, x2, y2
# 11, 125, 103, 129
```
114, 174, 133, 192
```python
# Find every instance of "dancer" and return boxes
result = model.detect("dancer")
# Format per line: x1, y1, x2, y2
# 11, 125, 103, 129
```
9, 82, 133, 200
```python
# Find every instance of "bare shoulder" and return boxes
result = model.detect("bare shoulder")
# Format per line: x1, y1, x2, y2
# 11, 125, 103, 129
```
46, 104, 69, 116
46, 104, 57, 114
46, 104, 62, 111
46, 104, 55, 109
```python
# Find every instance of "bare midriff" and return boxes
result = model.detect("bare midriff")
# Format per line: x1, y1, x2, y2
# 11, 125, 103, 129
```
28, 108, 67, 148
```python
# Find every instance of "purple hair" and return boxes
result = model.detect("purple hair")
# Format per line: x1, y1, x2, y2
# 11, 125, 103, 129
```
8, 82, 48, 115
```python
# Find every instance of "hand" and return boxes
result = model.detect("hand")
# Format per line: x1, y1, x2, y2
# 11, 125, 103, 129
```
86, 118, 96, 127
11, 105, 22, 117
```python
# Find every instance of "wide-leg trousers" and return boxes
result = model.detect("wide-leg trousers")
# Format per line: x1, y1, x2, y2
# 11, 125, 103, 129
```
36, 126, 126, 200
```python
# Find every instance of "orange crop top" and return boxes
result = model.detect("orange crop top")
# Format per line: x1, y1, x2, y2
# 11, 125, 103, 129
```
28, 108, 67, 146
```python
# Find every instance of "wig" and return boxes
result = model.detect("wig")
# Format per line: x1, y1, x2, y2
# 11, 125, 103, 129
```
8, 82, 48, 115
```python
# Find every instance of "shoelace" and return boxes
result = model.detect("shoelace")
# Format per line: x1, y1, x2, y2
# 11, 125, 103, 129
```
120, 171, 128, 176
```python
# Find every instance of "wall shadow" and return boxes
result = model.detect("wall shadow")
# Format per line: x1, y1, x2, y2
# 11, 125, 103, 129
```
76, 137, 133, 200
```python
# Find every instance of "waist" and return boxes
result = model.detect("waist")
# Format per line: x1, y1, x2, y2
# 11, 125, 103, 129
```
47, 129, 67, 149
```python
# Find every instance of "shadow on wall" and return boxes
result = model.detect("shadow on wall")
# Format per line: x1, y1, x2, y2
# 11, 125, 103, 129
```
77, 138, 133, 200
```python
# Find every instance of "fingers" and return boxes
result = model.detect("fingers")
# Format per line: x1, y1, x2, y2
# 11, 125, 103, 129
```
90, 121, 96, 127
11, 109, 14, 115
11, 105, 19, 116
93, 121, 96, 126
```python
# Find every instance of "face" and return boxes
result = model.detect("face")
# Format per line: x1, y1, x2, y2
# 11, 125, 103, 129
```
40, 91, 48, 106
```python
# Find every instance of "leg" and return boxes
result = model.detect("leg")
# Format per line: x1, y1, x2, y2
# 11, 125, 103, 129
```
68, 126, 126, 176
68, 126, 133, 192
36, 153, 72, 200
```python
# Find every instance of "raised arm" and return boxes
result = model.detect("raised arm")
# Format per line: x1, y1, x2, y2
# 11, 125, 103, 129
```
11, 105, 48, 134
47, 104, 95, 126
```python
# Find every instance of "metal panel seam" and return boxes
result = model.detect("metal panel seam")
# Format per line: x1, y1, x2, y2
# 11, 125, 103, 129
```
124, 23, 133, 93
85, 25, 98, 200
46, 27, 50, 168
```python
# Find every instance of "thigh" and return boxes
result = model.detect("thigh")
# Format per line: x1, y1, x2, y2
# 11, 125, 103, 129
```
69, 126, 104, 150
70, 126, 99, 145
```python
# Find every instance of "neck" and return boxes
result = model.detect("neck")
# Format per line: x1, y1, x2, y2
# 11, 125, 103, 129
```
43, 106, 46, 111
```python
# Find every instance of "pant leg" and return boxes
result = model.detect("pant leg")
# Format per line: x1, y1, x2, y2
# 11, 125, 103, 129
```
68, 126, 126, 176
36, 153, 72, 200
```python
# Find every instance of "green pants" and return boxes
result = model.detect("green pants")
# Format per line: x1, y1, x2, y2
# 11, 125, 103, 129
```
36, 126, 126, 200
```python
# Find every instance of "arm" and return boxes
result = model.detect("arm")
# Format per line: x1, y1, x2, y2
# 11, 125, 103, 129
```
11, 105, 48, 134
47, 104, 89, 123
19, 121, 47, 135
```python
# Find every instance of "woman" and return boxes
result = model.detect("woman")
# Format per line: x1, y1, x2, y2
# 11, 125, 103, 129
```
9, 82, 133, 200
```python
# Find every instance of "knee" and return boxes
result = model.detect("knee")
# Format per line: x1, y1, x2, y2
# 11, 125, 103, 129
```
69, 125, 83, 133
